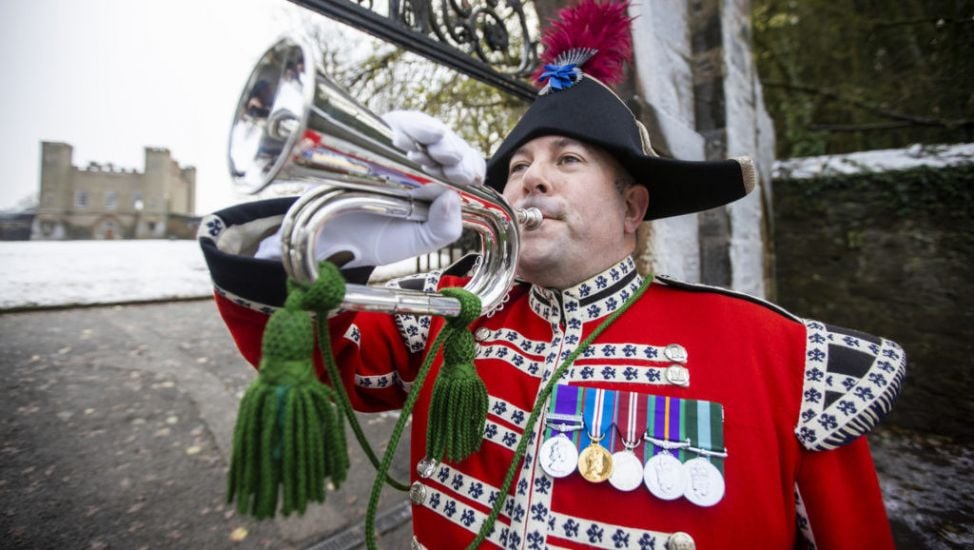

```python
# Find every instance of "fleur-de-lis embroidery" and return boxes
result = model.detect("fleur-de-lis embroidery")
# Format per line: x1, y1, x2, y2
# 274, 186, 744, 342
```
444, 500, 457, 517
803, 388, 822, 403
534, 477, 552, 494
563, 519, 580, 538
638, 532, 656, 549
587, 524, 604, 543
854, 387, 875, 401
818, 413, 838, 430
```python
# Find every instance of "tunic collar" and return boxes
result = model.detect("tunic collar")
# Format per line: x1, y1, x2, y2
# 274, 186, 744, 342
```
528, 256, 643, 325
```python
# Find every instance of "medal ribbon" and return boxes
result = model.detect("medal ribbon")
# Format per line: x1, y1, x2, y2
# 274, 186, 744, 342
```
580, 387, 615, 448
546, 384, 584, 446
609, 391, 646, 453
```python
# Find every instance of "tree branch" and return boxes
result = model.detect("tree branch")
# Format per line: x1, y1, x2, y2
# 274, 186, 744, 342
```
762, 80, 973, 128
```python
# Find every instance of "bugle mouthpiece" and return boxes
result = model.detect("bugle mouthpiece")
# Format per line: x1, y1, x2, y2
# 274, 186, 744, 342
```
516, 207, 543, 230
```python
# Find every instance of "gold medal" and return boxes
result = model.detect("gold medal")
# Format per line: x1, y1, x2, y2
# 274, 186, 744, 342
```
578, 387, 612, 482
578, 442, 613, 482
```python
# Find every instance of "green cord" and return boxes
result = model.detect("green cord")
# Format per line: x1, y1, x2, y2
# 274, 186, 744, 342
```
466, 275, 652, 549
364, 325, 454, 550
316, 318, 411, 492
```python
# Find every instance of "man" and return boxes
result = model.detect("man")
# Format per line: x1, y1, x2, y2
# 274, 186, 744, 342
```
200, 2, 903, 547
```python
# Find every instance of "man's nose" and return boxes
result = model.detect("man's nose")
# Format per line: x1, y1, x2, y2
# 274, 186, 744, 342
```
521, 163, 550, 195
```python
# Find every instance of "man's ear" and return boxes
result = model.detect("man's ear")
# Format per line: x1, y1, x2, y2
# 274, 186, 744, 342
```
623, 184, 649, 234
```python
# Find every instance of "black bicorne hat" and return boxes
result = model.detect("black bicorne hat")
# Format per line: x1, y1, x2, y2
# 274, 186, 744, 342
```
485, 0, 755, 220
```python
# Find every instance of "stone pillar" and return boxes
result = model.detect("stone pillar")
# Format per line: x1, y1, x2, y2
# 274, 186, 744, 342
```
628, 0, 705, 282
652, 0, 775, 297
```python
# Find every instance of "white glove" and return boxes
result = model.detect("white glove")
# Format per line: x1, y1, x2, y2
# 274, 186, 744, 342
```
381, 110, 486, 187
255, 189, 463, 268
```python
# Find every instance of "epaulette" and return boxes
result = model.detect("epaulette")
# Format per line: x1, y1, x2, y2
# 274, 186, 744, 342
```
653, 275, 802, 322
653, 275, 906, 451
795, 320, 906, 451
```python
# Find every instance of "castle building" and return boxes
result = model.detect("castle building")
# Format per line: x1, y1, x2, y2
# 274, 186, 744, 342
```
32, 141, 198, 240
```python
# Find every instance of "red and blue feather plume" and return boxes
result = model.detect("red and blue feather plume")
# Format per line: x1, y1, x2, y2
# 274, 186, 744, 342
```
533, 0, 634, 92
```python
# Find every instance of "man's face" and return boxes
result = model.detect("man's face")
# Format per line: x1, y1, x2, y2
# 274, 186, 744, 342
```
502, 135, 646, 289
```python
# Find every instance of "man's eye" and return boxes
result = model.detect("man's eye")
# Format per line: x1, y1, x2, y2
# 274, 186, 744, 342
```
509, 162, 528, 174
559, 155, 581, 165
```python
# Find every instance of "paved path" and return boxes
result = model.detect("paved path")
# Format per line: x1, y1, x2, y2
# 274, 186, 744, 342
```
0, 300, 413, 549
1, 300, 971, 548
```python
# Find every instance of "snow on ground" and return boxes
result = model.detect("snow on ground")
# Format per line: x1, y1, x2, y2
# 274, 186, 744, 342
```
0, 239, 454, 310
773, 142, 974, 180
0, 240, 212, 310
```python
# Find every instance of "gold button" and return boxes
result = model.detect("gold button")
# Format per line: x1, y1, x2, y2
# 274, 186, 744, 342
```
667, 531, 695, 550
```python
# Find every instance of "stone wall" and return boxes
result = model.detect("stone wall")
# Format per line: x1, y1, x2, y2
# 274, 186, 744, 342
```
774, 162, 974, 441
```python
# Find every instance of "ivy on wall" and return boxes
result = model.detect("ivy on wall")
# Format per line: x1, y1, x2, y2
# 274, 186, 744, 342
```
775, 163, 974, 219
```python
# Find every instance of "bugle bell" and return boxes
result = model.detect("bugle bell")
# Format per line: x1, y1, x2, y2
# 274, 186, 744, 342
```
227, 36, 540, 316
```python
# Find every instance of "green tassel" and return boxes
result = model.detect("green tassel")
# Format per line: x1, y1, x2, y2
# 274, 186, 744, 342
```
426, 288, 487, 463
227, 284, 348, 519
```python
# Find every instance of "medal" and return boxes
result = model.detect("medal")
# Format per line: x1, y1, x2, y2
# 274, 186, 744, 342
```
541, 386, 586, 479
540, 433, 580, 478
683, 399, 727, 507
578, 388, 613, 483
609, 449, 643, 491
643, 395, 691, 501
643, 450, 687, 500
578, 442, 613, 482
683, 457, 725, 506
609, 391, 645, 492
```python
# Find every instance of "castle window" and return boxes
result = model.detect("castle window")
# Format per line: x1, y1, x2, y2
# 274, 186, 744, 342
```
105, 191, 118, 210
75, 190, 88, 209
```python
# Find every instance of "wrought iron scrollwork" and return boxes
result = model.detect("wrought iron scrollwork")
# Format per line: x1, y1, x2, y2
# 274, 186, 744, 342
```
299, 0, 538, 99
395, 0, 536, 78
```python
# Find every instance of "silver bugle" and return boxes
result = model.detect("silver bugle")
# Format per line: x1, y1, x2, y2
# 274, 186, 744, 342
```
227, 36, 538, 316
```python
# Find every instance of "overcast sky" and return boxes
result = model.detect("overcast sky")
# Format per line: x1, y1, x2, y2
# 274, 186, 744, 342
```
0, 0, 337, 214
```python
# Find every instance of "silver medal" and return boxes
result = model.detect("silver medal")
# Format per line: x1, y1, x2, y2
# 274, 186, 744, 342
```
683, 457, 725, 507
643, 452, 688, 500
539, 434, 579, 478
608, 450, 643, 492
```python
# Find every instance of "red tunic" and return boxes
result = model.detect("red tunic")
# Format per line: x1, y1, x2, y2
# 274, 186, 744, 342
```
200, 202, 903, 549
